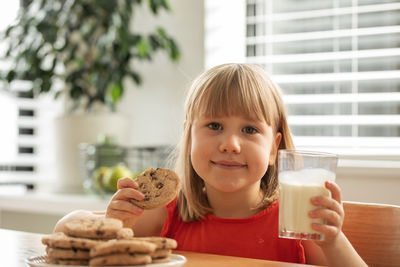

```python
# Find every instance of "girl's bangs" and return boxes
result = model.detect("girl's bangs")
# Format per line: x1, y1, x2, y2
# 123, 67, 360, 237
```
194, 74, 272, 125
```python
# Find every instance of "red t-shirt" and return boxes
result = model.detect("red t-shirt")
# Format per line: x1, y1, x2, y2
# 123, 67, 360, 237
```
160, 198, 305, 264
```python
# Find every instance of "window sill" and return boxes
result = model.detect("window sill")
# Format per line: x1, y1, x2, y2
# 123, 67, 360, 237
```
337, 158, 400, 179
0, 190, 109, 216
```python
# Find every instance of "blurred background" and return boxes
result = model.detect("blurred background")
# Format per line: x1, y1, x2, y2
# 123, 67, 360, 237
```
0, 0, 399, 233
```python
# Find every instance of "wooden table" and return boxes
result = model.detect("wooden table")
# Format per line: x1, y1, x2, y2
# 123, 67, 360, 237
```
0, 228, 311, 267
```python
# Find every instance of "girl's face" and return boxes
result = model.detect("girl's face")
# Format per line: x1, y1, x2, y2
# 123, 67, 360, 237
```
190, 113, 281, 194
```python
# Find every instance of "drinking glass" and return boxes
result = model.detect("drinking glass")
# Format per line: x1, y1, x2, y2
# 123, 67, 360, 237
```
278, 150, 338, 241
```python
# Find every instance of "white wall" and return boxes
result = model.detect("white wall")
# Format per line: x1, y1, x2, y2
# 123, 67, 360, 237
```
337, 164, 400, 205
119, 0, 205, 147
338, 176, 400, 206
204, 0, 246, 69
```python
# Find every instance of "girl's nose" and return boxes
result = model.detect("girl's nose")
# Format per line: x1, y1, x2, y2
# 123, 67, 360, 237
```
219, 134, 241, 153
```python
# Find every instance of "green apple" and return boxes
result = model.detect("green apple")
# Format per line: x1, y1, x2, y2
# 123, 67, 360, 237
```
92, 166, 112, 191
106, 165, 133, 192
131, 168, 148, 179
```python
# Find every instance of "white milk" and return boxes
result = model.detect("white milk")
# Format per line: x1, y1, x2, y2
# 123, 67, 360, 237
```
279, 168, 335, 239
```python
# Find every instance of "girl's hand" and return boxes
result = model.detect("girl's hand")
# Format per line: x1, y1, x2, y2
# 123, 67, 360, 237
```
106, 177, 145, 229
309, 181, 345, 247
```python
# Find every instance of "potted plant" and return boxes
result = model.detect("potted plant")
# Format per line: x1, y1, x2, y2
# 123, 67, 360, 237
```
0, 0, 180, 193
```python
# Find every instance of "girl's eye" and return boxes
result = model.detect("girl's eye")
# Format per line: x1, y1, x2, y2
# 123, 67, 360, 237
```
208, 122, 222, 131
243, 126, 258, 134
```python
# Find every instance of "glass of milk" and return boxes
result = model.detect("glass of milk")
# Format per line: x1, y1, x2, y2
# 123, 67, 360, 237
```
278, 150, 338, 241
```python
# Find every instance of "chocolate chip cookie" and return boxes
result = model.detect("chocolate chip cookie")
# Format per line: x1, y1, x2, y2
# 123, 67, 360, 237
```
42, 232, 103, 250
90, 239, 157, 257
130, 168, 180, 209
46, 247, 90, 260
64, 218, 123, 239
89, 239, 156, 265
133, 237, 177, 250
116, 227, 134, 239
89, 253, 152, 266
133, 237, 177, 262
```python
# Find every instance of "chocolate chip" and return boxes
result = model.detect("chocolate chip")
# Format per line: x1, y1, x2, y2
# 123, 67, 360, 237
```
96, 230, 104, 236
144, 197, 150, 201
156, 183, 164, 189
150, 171, 156, 176
151, 176, 158, 181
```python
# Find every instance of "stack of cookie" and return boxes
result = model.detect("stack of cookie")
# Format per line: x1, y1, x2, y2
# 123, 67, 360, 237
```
42, 217, 132, 265
42, 217, 178, 266
42, 232, 101, 265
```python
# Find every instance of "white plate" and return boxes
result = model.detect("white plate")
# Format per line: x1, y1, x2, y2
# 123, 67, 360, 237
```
26, 254, 187, 267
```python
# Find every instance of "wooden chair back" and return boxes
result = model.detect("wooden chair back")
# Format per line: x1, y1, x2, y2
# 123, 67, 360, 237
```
342, 201, 400, 267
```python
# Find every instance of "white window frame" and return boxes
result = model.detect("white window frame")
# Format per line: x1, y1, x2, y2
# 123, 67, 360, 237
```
0, 2, 61, 184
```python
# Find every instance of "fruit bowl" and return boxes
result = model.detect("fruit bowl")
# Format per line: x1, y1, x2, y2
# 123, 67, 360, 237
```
79, 144, 172, 195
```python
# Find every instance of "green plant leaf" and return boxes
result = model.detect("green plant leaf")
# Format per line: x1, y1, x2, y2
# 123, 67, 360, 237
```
4, 24, 15, 37
154, 27, 180, 61
129, 71, 142, 85
168, 39, 180, 61
109, 82, 123, 103
41, 80, 52, 93
54, 90, 62, 100
156, 27, 168, 39
118, 28, 130, 54
6, 70, 16, 83
70, 86, 83, 99
148, 0, 170, 14
136, 38, 150, 59
148, 0, 158, 14
161, 0, 171, 11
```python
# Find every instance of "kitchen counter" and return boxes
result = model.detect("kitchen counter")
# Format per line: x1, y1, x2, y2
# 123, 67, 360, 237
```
2, 229, 314, 267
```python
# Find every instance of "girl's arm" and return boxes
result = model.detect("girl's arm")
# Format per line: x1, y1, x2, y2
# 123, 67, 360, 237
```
54, 177, 167, 237
54, 209, 104, 233
303, 181, 367, 267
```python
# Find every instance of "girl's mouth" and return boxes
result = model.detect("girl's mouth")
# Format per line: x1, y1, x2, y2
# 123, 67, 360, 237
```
211, 160, 246, 170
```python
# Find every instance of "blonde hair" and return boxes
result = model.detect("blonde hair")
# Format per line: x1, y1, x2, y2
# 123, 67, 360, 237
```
174, 63, 294, 221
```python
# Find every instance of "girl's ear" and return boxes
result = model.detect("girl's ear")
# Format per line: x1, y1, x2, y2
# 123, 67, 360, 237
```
268, 132, 282, 165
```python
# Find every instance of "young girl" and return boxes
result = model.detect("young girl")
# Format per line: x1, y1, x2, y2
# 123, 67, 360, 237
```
55, 63, 366, 266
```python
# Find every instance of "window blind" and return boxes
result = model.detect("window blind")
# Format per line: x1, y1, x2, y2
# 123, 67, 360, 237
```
245, 0, 400, 156
0, 81, 59, 184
